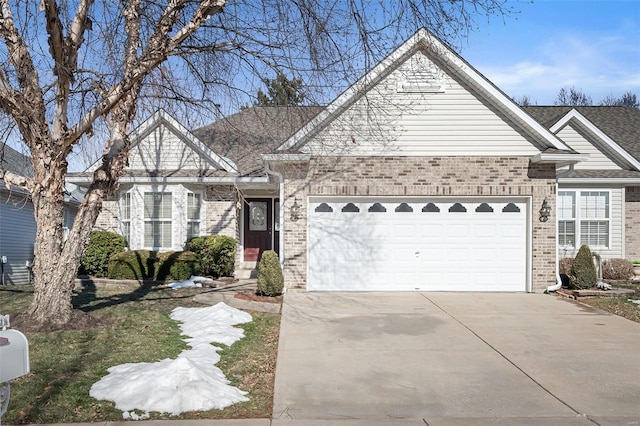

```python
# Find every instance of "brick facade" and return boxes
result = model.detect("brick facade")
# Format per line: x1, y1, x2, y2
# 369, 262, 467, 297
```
626, 186, 640, 260
281, 156, 558, 293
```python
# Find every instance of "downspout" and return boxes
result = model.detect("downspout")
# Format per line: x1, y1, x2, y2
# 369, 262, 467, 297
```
263, 160, 285, 269
546, 182, 563, 293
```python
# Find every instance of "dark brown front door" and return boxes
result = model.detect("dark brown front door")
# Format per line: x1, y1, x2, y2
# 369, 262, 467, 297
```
243, 198, 278, 261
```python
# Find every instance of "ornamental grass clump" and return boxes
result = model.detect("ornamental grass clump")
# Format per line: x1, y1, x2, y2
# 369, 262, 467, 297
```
256, 250, 284, 296
569, 244, 598, 289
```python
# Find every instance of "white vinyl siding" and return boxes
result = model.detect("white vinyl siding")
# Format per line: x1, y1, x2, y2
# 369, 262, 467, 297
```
127, 123, 210, 171
187, 192, 201, 239
144, 192, 172, 248
302, 50, 542, 156
558, 189, 623, 258
0, 191, 36, 285
555, 124, 621, 170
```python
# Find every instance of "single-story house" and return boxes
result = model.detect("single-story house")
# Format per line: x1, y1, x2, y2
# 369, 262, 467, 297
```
1, 145, 81, 285
67, 28, 639, 292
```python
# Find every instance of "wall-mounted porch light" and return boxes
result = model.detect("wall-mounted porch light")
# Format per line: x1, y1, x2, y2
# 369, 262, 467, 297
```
290, 198, 302, 222
539, 198, 551, 222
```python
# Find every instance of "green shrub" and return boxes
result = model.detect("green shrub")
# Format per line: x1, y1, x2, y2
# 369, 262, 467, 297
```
256, 250, 284, 296
156, 251, 200, 281
80, 231, 126, 277
108, 250, 156, 280
185, 235, 236, 278
602, 259, 634, 280
569, 244, 598, 289
107, 250, 199, 281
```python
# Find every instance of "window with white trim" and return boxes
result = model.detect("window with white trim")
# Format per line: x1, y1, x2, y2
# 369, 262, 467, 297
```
121, 192, 131, 246
144, 192, 172, 248
187, 192, 201, 239
558, 191, 609, 249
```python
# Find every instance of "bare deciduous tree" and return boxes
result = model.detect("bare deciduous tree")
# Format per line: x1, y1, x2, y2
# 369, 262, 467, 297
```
554, 86, 592, 106
0, 0, 513, 328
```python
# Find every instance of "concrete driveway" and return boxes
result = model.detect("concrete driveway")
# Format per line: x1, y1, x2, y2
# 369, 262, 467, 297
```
272, 292, 640, 425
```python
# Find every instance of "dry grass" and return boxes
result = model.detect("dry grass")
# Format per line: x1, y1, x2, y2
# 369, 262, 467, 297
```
0, 283, 280, 424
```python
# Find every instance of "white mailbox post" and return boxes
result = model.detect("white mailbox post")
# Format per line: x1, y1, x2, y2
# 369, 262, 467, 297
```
0, 315, 30, 419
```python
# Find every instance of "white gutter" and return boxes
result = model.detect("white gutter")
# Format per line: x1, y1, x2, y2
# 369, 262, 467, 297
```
557, 178, 640, 185
546, 183, 563, 293
530, 152, 590, 165
262, 158, 285, 268
66, 176, 269, 185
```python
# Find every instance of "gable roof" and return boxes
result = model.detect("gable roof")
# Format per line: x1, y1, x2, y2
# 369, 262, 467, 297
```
524, 106, 640, 165
127, 109, 238, 174
277, 28, 570, 153
193, 106, 323, 177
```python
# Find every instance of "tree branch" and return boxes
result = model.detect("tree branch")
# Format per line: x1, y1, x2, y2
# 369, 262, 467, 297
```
0, 168, 34, 192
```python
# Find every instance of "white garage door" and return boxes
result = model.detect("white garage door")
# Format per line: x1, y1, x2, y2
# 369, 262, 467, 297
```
308, 198, 528, 292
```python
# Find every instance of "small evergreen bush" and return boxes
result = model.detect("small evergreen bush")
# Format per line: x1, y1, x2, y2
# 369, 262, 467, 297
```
185, 235, 236, 278
569, 244, 597, 289
80, 231, 126, 277
107, 250, 199, 281
602, 259, 634, 280
256, 250, 284, 296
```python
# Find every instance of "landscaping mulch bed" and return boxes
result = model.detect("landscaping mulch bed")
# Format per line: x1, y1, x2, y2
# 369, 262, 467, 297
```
234, 291, 283, 304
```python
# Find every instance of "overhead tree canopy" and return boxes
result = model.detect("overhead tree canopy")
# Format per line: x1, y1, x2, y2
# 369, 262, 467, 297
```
0, 0, 514, 328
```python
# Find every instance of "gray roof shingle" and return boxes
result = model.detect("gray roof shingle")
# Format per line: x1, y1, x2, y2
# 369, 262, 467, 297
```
524, 106, 640, 163
1, 144, 33, 177
192, 106, 323, 177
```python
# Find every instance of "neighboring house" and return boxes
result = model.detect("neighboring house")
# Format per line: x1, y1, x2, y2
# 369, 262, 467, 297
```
1, 145, 81, 285
68, 28, 639, 292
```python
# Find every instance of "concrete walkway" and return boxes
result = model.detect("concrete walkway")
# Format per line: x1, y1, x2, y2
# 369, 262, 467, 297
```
272, 292, 640, 425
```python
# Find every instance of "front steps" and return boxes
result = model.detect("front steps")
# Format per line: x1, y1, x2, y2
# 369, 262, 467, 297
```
234, 262, 258, 279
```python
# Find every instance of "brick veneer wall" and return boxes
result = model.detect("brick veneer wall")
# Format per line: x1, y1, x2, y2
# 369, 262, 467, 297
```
281, 156, 557, 293
94, 199, 120, 233
626, 186, 640, 260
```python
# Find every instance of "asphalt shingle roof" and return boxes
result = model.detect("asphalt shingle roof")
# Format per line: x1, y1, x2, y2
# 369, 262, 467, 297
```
192, 106, 323, 177
524, 106, 640, 162
0, 144, 33, 177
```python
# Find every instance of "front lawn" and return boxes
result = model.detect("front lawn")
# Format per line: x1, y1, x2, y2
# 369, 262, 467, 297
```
0, 283, 280, 424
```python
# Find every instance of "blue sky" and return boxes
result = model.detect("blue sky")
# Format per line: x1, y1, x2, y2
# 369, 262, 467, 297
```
459, 0, 640, 104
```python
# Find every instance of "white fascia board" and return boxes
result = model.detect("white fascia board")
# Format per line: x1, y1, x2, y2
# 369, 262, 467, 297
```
550, 109, 640, 171
148, 110, 239, 173
435, 49, 570, 151
277, 30, 430, 152
557, 177, 640, 185
66, 176, 268, 185
531, 152, 590, 164
262, 153, 311, 162
278, 28, 569, 152
83, 110, 239, 174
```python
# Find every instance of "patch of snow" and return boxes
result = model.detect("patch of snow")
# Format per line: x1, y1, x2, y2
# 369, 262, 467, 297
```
90, 303, 253, 418
169, 275, 216, 289
628, 299, 640, 306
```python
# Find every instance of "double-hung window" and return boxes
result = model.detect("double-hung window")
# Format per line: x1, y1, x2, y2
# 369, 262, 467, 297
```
144, 192, 172, 248
187, 192, 201, 239
558, 191, 609, 249
121, 192, 131, 246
